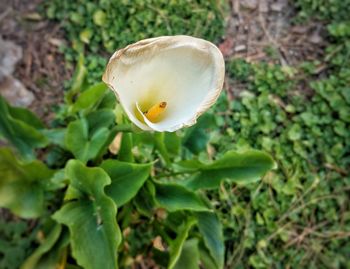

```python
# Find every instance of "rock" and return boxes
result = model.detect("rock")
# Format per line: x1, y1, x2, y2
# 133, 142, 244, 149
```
234, 44, 247, 52
309, 33, 322, 44
241, 0, 258, 9
0, 71, 34, 107
309, 27, 323, 44
271, 3, 284, 12
271, 0, 288, 12
0, 36, 34, 107
259, 0, 269, 13
0, 37, 22, 77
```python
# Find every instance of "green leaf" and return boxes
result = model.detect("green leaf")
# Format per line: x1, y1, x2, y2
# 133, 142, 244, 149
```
71, 83, 108, 114
0, 96, 48, 159
93, 10, 106, 26
97, 90, 117, 110
33, 230, 70, 269
65, 54, 87, 105
182, 150, 275, 190
8, 106, 45, 129
164, 132, 181, 157
183, 114, 216, 154
65, 118, 110, 163
53, 160, 121, 269
86, 109, 115, 135
0, 148, 54, 218
100, 160, 152, 207
21, 225, 62, 269
85, 110, 117, 160
199, 244, 218, 269
118, 133, 134, 162
173, 239, 200, 269
154, 182, 210, 212
79, 28, 93, 44
154, 132, 171, 165
288, 124, 302, 141
42, 129, 66, 148
168, 218, 196, 269
48, 169, 67, 190
195, 212, 224, 269
133, 183, 156, 217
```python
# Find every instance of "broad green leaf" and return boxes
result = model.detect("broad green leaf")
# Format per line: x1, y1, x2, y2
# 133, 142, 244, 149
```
65, 118, 110, 163
173, 239, 200, 269
49, 169, 67, 190
100, 160, 152, 207
199, 244, 218, 269
21, 225, 62, 269
182, 150, 276, 190
0, 96, 48, 159
168, 218, 196, 269
164, 132, 181, 157
85, 109, 117, 160
45, 146, 71, 168
195, 212, 224, 269
183, 114, 216, 154
154, 182, 210, 212
53, 160, 121, 269
86, 109, 115, 135
71, 83, 108, 114
97, 90, 117, 109
174, 159, 203, 172
0, 148, 54, 218
133, 183, 156, 217
8, 106, 45, 129
42, 129, 66, 148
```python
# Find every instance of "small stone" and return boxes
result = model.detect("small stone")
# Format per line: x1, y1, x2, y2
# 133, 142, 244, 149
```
259, 0, 269, 13
234, 45, 247, 52
271, 2, 285, 12
310, 32, 322, 44
241, 0, 258, 9
0, 37, 23, 77
0, 73, 34, 107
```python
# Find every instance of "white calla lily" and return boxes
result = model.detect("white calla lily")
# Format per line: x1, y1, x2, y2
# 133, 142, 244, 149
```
102, 35, 225, 132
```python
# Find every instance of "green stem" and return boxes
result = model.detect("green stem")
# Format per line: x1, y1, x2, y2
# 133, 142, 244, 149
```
154, 132, 171, 166
112, 124, 134, 132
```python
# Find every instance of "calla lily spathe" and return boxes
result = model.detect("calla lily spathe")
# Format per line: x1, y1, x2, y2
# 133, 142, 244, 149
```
102, 35, 225, 132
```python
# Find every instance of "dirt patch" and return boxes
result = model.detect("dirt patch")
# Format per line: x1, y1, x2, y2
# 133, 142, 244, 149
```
219, 0, 327, 99
0, 0, 71, 124
220, 0, 326, 64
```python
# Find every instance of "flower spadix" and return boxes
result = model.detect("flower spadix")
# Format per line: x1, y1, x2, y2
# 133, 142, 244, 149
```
103, 35, 225, 132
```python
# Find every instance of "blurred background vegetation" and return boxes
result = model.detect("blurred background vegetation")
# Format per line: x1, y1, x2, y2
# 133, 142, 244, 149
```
0, 0, 349, 268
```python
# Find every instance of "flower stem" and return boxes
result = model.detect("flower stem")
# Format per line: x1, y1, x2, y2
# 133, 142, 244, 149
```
112, 124, 134, 132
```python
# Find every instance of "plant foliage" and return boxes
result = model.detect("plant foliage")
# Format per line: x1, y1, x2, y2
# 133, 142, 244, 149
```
0, 54, 274, 268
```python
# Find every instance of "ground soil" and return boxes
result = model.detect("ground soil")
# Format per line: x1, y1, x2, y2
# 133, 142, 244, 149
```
219, 0, 326, 99
221, 0, 325, 62
0, 0, 71, 123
